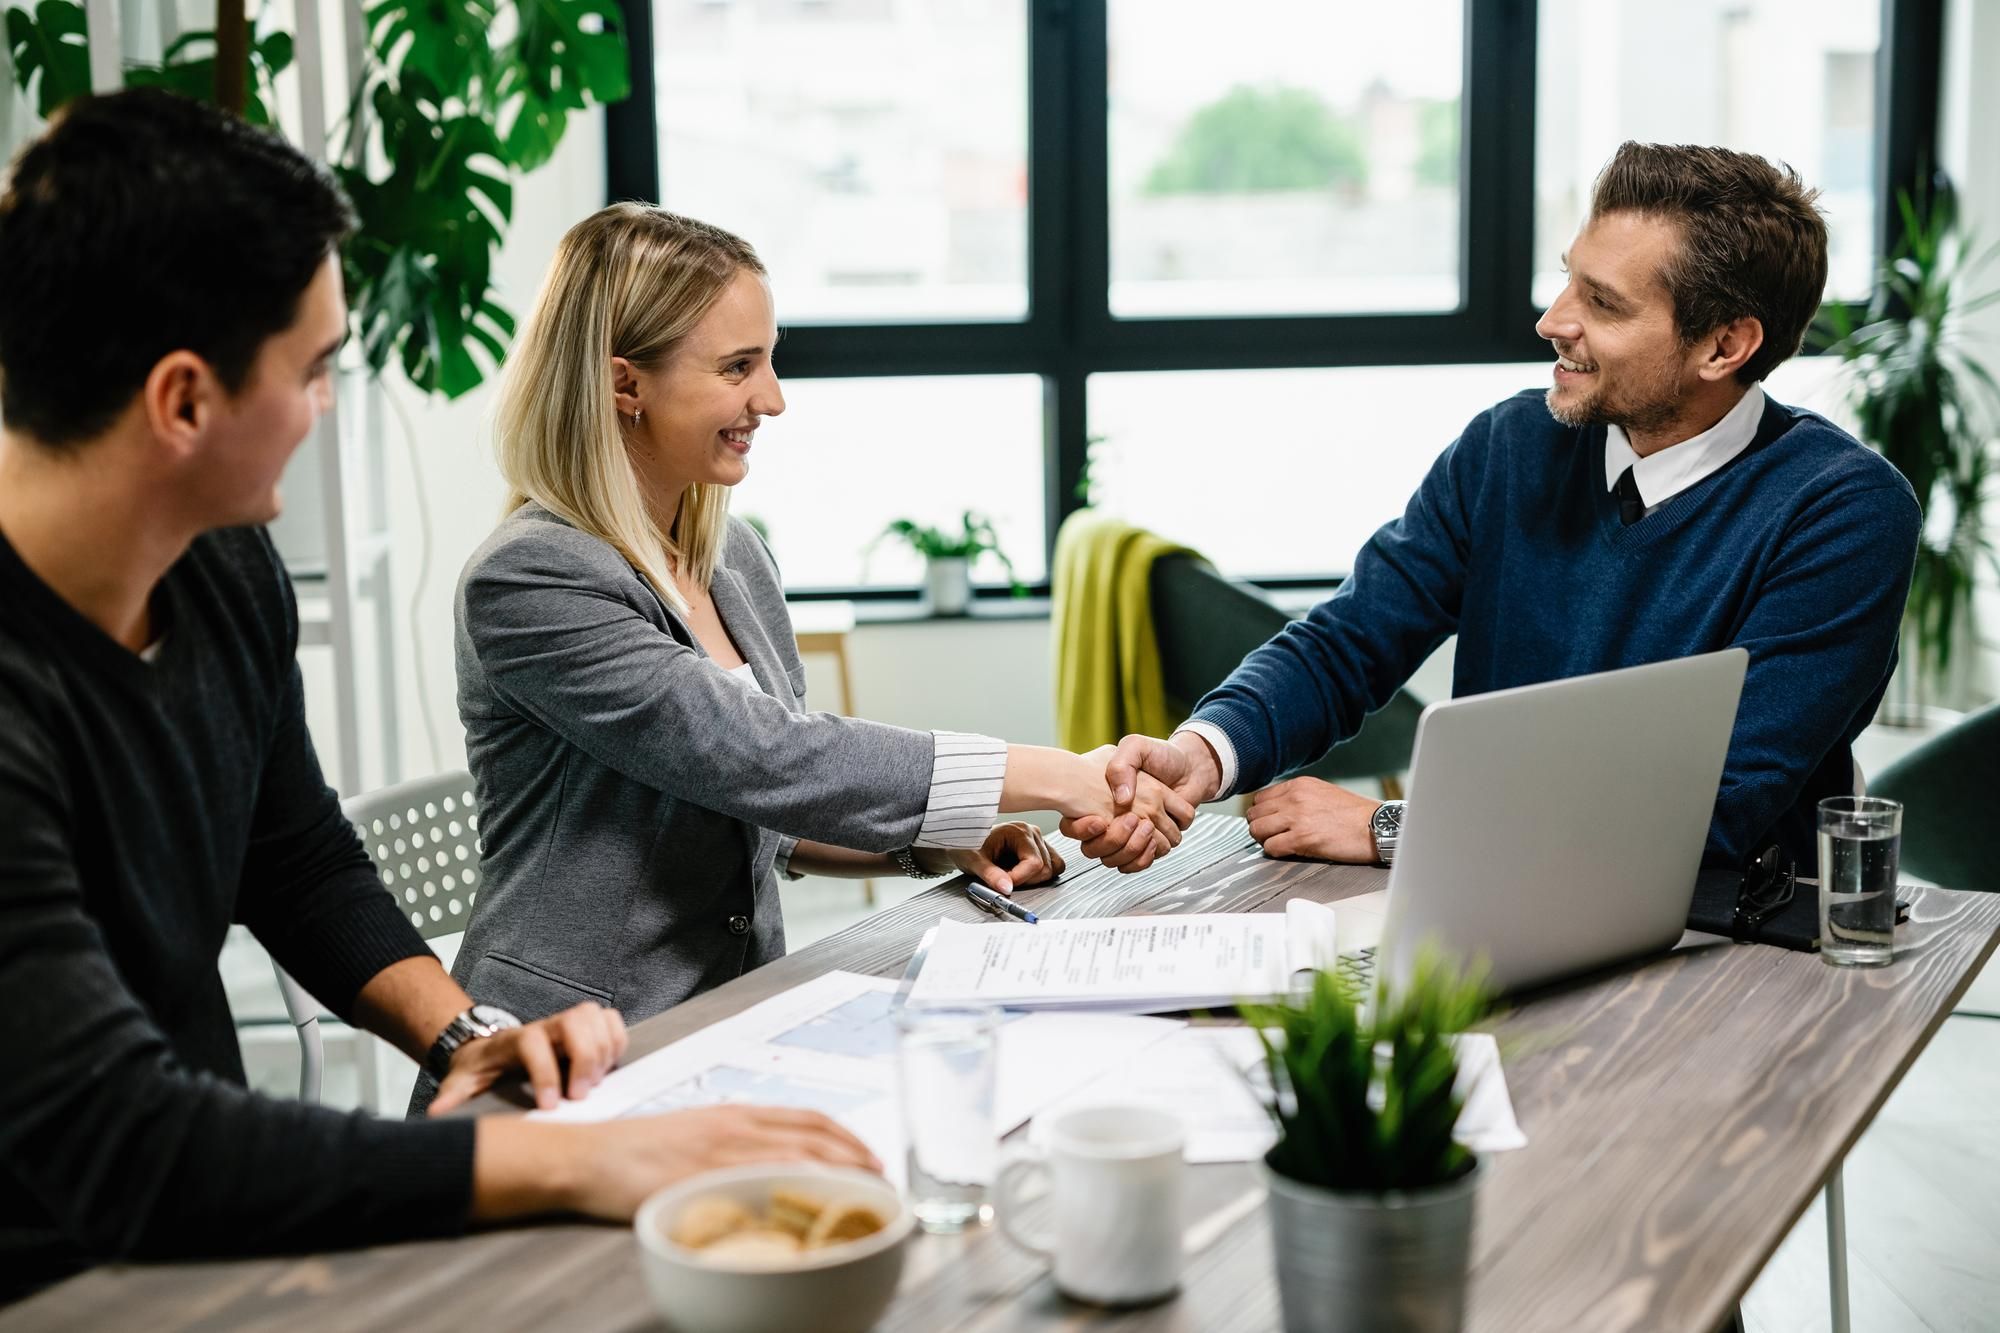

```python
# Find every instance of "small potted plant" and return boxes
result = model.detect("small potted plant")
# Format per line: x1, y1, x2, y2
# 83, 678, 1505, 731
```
1241, 951, 1492, 1333
870, 511, 1020, 615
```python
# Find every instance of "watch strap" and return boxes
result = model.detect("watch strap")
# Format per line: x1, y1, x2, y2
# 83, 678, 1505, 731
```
891, 846, 946, 880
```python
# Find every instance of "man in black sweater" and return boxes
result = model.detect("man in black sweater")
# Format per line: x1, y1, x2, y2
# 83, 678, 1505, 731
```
0, 90, 874, 1302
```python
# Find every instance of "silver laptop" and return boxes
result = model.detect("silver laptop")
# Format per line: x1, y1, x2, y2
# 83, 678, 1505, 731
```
1333, 648, 1747, 996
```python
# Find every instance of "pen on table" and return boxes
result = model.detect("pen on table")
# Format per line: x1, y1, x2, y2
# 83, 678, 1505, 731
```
964, 881, 1038, 924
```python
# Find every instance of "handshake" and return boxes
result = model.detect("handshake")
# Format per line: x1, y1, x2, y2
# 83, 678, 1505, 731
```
1052, 731, 1227, 871
964, 731, 1387, 892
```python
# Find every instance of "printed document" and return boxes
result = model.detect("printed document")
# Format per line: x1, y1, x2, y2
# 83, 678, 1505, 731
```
904, 899, 1340, 1012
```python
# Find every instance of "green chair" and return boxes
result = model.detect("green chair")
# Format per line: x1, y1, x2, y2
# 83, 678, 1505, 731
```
1868, 701, 2000, 893
1149, 554, 1424, 797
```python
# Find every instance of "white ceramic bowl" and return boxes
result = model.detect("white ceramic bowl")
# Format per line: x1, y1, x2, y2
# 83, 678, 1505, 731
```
633, 1164, 913, 1333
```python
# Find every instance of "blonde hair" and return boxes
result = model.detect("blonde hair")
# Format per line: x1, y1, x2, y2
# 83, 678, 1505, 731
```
495, 204, 766, 612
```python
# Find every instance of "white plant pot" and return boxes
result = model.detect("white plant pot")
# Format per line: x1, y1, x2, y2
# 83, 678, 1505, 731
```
923, 556, 973, 616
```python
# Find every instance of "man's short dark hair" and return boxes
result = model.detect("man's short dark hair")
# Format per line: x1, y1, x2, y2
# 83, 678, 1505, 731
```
0, 88, 356, 447
1589, 142, 1828, 385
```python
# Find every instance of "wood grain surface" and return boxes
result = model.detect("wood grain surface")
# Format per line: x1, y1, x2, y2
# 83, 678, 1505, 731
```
11, 822, 1997, 1333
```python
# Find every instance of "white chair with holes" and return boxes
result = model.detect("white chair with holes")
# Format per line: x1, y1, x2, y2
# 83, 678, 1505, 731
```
273, 771, 484, 1106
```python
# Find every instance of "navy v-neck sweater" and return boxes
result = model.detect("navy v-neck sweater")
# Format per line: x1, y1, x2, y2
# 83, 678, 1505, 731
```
1191, 389, 1921, 869
0, 526, 474, 1301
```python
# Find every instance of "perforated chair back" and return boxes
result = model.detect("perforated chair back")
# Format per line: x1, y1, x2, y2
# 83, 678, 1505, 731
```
341, 770, 484, 940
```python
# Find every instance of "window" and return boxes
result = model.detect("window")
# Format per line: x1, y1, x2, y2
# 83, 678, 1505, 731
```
730, 375, 1046, 588
654, 0, 1029, 323
1534, 0, 1884, 306
1106, 0, 1463, 317
611, 0, 1942, 596
1087, 365, 1540, 577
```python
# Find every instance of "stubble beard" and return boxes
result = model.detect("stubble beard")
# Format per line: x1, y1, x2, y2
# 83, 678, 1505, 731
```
1544, 376, 1683, 437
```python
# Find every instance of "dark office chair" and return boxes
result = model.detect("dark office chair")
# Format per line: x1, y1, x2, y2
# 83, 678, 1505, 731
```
1149, 554, 1425, 797
1868, 700, 2000, 894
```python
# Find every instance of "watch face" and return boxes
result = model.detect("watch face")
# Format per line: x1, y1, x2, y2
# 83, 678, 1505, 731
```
1374, 803, 1404, 834
469, 1004, 521, 1030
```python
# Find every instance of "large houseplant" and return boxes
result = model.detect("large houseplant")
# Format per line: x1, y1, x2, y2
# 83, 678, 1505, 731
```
1241, 952, 1491, 1333
4, 0, 628, 399
1817, 185, 2000, 714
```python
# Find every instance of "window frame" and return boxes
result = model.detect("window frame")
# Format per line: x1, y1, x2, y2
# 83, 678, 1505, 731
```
607, 0, 1942, 601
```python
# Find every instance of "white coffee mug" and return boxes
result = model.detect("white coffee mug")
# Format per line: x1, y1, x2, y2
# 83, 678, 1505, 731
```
994, 1104, 1185, 1306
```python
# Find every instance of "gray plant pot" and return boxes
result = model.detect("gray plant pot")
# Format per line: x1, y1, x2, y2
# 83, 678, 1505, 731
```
923, 556, 973, 616
1262, 1156, 1481, 1333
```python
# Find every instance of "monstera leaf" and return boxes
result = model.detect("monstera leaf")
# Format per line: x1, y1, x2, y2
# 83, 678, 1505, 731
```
496, 0, 627, 171
3, 0, 627, 402
5, 0, 89, 118
342, 76, 517, 397
126, 28, 294, 125
364, 0, 499, 105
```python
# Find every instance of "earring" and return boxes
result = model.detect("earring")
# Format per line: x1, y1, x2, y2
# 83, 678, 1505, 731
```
632, 408, 643, 426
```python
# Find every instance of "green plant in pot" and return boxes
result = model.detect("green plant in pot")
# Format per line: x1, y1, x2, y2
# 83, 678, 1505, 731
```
870, 511, 1021, 615
1241, 951, 1492, 1333
1816, 184, 2000, 718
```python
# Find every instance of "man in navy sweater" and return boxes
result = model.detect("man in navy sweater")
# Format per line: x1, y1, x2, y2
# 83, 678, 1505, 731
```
0, 90, 872, 1302
1075, 142, 1919, 875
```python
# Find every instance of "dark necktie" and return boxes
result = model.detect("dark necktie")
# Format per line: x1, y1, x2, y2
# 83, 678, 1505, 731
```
1614, 465, 1645, 526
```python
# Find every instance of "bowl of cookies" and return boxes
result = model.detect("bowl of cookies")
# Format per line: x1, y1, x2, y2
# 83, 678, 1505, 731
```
633, 1164, 913, 1333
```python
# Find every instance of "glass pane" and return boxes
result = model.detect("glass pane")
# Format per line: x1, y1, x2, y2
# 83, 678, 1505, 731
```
731, 375, 1045, 589
654, 1, 1029, 324
1088, 357, 1854, 581
1535, 0, 1880, 306
1106, 0, 1464, 318
1086, 365, 1542, 578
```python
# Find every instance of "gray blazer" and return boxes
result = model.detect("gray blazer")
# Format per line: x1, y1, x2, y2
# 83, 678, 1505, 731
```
448, 503, 936, 1029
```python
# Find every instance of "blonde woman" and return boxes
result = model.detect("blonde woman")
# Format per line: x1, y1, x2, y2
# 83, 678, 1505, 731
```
438, 205, 1190, 1091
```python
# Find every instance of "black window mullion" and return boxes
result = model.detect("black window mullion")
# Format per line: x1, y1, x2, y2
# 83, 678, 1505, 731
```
1044, 0, 1104, 563
1878, 0, 1945, 255
1465, 0, 1546, 355
607, 0, 660, 204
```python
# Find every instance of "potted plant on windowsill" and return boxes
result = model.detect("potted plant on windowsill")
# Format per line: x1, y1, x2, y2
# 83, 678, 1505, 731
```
1241, 951, 1492, 1333
870, 512, 1021, 616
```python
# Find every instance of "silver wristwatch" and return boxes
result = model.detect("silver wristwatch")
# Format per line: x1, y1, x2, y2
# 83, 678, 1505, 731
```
425, 1003, 522, 1079
891, 846, 946, 879
1369, 800, 1407, 866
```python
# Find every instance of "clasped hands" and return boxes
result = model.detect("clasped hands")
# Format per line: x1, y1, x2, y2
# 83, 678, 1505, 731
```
1058, 730, 1385, 870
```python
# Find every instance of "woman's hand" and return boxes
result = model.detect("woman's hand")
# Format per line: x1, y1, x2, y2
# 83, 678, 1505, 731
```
926, 821, 1066, 895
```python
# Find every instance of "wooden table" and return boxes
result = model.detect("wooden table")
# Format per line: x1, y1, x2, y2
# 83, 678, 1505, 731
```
14, 821, 2000, 1333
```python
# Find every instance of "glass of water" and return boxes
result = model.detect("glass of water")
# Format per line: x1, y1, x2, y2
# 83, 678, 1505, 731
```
1818, 796, 1902, 967
894, 1005, 999, 1232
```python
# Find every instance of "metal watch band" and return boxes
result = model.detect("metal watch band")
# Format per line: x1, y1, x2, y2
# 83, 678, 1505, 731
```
1371, 800, 1407, 866
891, 846, 946, 880
424, 1005, 521, 1080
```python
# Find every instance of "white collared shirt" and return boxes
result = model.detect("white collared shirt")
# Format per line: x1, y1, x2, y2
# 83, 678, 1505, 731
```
1177, 384, 1771, 799
1604, 383, 1766, 515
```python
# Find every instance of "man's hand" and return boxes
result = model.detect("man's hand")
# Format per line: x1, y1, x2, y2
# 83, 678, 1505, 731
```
1059, 733, 1217, 871
1106, 731, 1223, 809
1245, 777, 1382, 863
473, 1105, 882, 1223
927, 821, 1066, 895
1054, 745, 1198, 872
432, 1000, 629, 1115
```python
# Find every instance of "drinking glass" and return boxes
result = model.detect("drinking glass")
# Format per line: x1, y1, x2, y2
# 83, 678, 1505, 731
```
1818, 796, 1901, 966
894, 1005, 999, 1231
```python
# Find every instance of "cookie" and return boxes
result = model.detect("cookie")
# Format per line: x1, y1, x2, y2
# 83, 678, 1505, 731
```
668, 1195, 757, 1250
